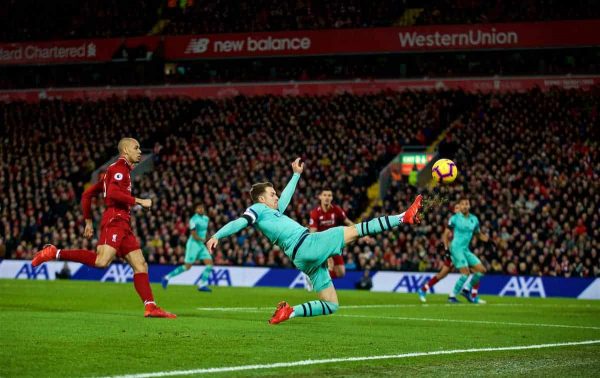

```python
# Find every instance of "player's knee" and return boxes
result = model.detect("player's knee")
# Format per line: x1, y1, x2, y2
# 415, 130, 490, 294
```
184, 264, 192, 270
132, 261, 148, 273
95, 257, 113, 269
325, 301, 339, 314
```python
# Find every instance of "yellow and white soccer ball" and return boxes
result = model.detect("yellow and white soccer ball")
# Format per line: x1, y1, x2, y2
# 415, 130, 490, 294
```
431, 159, 458, 183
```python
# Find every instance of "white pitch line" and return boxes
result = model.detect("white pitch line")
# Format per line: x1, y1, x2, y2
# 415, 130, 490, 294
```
103, 339, 600, 378
195, 305, 600, 330
195, 302, 599, 311
338, 314, 600, 331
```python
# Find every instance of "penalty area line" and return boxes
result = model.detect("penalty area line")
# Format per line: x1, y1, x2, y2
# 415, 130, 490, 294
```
103, 339, 600, 378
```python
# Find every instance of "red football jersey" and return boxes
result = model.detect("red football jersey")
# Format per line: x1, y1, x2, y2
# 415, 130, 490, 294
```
101, 157, 136, 226
309, 204, 347, 232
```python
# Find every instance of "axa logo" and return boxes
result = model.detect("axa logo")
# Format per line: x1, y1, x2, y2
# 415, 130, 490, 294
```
289, 272, 311, 289
15, 263, 50, 280
101, 264, 133, 283
393, 274, 434, 293
195, 268, 231, 286
499, 277, 546, 297
185, 38, 210, 54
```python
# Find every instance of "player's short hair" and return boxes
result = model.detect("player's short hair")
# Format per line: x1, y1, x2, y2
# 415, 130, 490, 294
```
457, 196, 470, 203
195, 202, 204, 210
250, 182, 274, 202
118, 137, 136, 154
320, 188, 333, 194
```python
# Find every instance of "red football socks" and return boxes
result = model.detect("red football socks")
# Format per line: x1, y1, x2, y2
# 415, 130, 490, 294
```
329, 270, 338, 279
422, 276, 440, 292
58, 249, 97, 267
134, 273, 155, 307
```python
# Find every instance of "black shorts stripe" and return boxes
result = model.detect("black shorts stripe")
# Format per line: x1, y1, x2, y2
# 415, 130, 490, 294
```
365, 220, 370, 235
377, 217, 385, 231
384, 216, 392, 230
320, 301, 326, 314
308, 302, 313, 316
360, 222, 365, 236
323, 302, 332, 315
301, 303, 307, 316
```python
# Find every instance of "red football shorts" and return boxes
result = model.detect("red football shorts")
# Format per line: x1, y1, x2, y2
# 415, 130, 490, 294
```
332, 254, 345, 266
98, 220, 140, 257
443, 257, 453, 268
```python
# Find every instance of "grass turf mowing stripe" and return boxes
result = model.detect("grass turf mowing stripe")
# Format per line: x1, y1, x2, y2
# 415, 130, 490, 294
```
338, 314, 600, 331
195, 303, 598, 311
195, 306, 600, 331
103, 340, 600, 378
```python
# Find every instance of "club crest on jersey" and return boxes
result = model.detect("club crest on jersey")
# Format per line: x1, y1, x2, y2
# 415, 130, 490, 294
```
114, 173, 123, 181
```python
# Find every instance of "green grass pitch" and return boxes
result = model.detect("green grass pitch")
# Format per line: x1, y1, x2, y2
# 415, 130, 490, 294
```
1, 279, 599, 377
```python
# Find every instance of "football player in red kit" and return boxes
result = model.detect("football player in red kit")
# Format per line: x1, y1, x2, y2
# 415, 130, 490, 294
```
32, 138, 176, 318
309, 189, 371, 279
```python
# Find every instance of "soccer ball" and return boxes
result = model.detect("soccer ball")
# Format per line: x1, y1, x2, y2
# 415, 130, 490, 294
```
431, 159, 458, 183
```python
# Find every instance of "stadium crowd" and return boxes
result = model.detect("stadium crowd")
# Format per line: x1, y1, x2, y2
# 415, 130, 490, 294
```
382, 88, 599, 278
163, 0, 600, 35
1, 0, 599, 42
1, 88, 598, 278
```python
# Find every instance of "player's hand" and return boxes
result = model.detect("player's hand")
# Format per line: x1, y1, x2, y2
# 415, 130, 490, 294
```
206, 237, 219, 253
291, 158, 304, 174
136, 198, 152, 208
359, 236, 375, 244
84, 221, 94, 239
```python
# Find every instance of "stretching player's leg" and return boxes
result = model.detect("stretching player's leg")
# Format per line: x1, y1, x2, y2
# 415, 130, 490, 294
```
329, 255, 346, 278
291, 283, 339, 318
464, 263, 486, 303
162, 242, 201, 289
32, 243, 116, 268
162, 263, 192, 289
418, 264, 451, 302
197, 258, 213, 292
165, 263, 192, 280
449, 266, 470, 303
125, 250, 176, 318
270, 266, 339, 324
422, 264, 451, 292
267, 195, 423, 326
343, 195, 422, 245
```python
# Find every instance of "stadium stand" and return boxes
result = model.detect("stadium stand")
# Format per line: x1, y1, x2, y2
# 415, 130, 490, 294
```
1, 88, 598, 276
1, 0, 599, 42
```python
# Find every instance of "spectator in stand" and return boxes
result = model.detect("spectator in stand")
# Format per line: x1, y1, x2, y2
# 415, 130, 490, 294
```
383, 87, 599, 277
1, 88, 598, 277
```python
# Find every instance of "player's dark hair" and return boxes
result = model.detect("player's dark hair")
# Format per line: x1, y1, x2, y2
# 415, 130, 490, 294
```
457, 196, 470, 203
250, 182, 274, 202
195, 202, 204, 210
320, 188, 333, 194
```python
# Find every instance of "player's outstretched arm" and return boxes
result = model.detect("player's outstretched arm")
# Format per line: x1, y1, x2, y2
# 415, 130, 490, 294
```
206, 217, 250, 252
442, 227, 452, 250
278, 158, 304, 213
